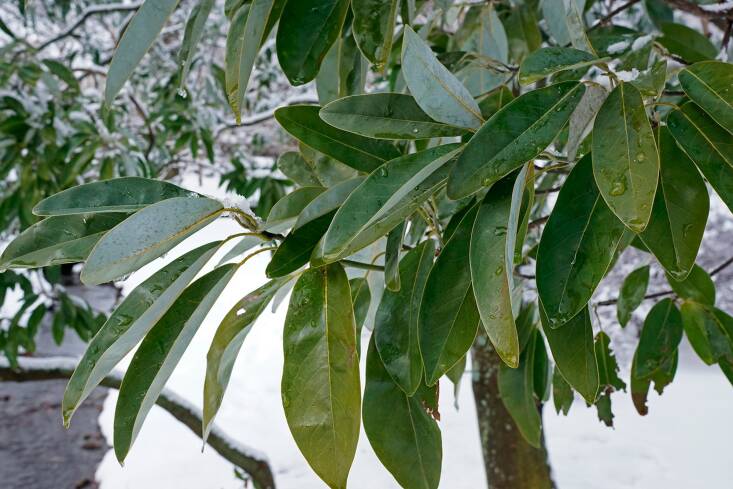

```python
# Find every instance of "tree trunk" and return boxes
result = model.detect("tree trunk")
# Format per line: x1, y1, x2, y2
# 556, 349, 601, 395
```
471, 335, 554, 489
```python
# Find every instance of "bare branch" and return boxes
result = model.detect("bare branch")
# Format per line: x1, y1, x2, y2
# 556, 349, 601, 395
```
588, 0, 642, 32
0, 356, 276, 489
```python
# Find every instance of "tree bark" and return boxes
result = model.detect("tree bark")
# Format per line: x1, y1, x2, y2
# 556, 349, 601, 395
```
471, 335, 554, 489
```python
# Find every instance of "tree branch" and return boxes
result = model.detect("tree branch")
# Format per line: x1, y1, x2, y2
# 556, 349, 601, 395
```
0, 356, 276, 489
661, 0, 732, 29
216, 95, 318, 135
588, 0, 642, 32
36, 2, 144, 51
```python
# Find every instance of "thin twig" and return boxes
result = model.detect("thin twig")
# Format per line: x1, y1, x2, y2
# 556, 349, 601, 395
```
341, 259, 385, 272
588, 0, 642, 32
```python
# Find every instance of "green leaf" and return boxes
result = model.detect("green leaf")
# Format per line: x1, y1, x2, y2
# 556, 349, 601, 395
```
33, 177, 197, 216
317, 29, 367, 104
552, 368, 573, 415
384, 222, 405, 292
541, 0, 595, 53
277, 151, 321, 187
667, 102, 733, 213
276, 0, 351, 85
62, 241, 221, 426
352, 0, 399, 66
631, 345, 679, 416
498, 329, 541, 448
282, 264, 360, 489
680, 302, 733, 366
595, 331, 626, 392
350, 277, 372, 354
458, 4, 509, 96
541, 306, 599, 404
658, 22, 717, 64
275, 105, 400, 173
319, 144, 462, 262
448, 81, 585, 199
81, 197, 223, 285
477, 85, 515, 119
537, 155, 627, 326
519, 47, 598, 85
375, 240, 435, 395
592, 82, 659, 232
666, 264, 715, 306
505, 4, 541, 62
114, 264, 237, 462
420, 204, 480, 385
320, 93, 469, 140
401, 25, 483, 130
470, 168, 527, 368
265, 187, 325, 233
225, 0, 285, 121
203, 277, 288, 440
363, 337, 442, 489
105, 0, 180, 105
638, 127, 708, 280
294, 177, 365, 231
679, 61, 733, 135
178, 0, 215, 88
567, 83, 608, 161
217, 235, 265, 265
267, 212, 334, 278
0, 213, 128, 269
617, 265, 650, 327
634, 298, 683, 379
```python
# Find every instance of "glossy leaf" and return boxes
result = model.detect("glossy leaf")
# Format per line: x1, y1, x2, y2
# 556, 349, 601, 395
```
294, 178, 364, 231
384, 222, 405, 292
276, 0, 351, 85
203, 277, 288, 440
282, 264, 360, 489
114, 264, 237, 462
592, 82, 659, 232
667, 102, 733, 213
352, 0, 399, 66
375, 240, 435, 394
448, 81, 585, 199
680, 302, 733, 366
320, 144, 462, 262
401, 26, 483, 130
320, 93, 469, 140
0, 213, 127, 269
265, 187, 325, 233
81, 197, 223, 285
595, 332, 626, 392
105, 0, 179, 105
33, 177, 196, 216
275, 105, 400, 173
519, 47, 598, 85
630, 350, 678, 416
639, 127, 708, 280
617, 265, 650, 327
666, 264, 715, 306
634, 298, 683, 379
267, 212, 334, 278
541, 306, 599, 404
363, 337, 442, 489
420, 205, 480, 385
658, 22, 717, 64
552, 368, 573, 415
470, 168, 527, 368
62, 242, 220, 426
537, 155, 627, 326
498, 330, 541, 448
679, 61, 733, 134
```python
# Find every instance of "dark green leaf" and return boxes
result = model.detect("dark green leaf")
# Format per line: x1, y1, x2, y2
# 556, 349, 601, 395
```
401, 26, 483, 130
63, 242, 221, 426
0, 213, 128, 269
678, 61, 733, 134
552, 368, 573, 415
275, 105, 400, 173
114, 264, 237, 462
458, 4, 509, 96
33, 177, 197, 216
519, 47, 598, 85
320, 93, 469, 140
639, 127, 708, 280
657, 22, 717, 64
81, 197, 223, 285
350, 277, 371, 354
541, 306, 599, 404
537, 155, 627, 326
634, 298, 683, 379
277, 152, 321, 187
282, 264, 360, 488
265, 187, 325, 233
666, 264, 715, 305
384, 222, 405, 291
363, 337, 442, 489
595, 331, 626, 392
420, 205, 480, 385
178, 0, 215, 88
592, 82, 659, 232
541, 0, 595, 53
352, 0, 399, 66
294, 177, 365, 230
477, 85, 515, 119
375, 240, 435, 394
680, 302, 733, 366
448, 81, 585, 199
617, 265, 650, 327
276, 0, 351, 85
267, 212, 334, 278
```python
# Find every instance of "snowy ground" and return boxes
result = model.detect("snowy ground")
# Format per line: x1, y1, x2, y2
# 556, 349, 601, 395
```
86, 176, 733, 489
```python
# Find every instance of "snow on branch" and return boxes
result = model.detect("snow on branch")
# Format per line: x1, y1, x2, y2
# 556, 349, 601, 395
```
0, 356, 276, 489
